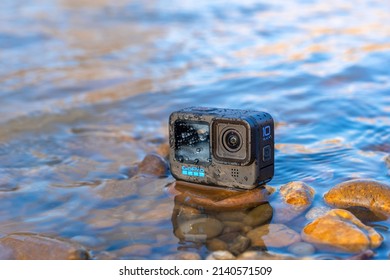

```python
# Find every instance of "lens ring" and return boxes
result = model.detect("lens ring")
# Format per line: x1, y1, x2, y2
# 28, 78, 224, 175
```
222, 129, 242, 152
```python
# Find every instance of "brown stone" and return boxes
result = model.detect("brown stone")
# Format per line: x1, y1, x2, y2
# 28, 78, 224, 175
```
137, 153, 169, 177
272, 181, 315, 223
206, 238, 228, 251
228, 234, 251, 255
302, 209, 383, 253
280, 181, 315, 206
247, 224, 301, 248
174, 218, 224, 241
243, 203, 273, 227
173, 181, 270, 211
324, 179, 390, 217
0, 233, 89, 260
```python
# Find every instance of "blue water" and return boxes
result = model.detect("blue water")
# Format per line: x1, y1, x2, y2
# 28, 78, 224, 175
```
0, 0, 389, 259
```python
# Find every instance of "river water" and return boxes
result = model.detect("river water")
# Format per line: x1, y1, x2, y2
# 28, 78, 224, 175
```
0, 0, 389, 259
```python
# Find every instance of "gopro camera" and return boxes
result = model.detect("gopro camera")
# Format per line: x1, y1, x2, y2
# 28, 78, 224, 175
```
168, 107, 274, 189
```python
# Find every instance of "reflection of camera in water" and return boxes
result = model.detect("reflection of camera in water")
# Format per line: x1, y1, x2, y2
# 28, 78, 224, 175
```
169, 107, 274, 189
170, 182, 273, 254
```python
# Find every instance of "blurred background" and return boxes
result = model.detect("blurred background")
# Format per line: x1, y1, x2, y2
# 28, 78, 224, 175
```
0, 0, 389, 259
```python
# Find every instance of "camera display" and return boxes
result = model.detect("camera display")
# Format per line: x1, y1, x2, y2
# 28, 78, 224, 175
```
169, 107, 274, 189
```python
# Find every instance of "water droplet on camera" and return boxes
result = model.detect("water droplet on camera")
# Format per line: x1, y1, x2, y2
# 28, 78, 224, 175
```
178, 156, 184, 163
196, 148, 202, 153
194, 159, 199, 164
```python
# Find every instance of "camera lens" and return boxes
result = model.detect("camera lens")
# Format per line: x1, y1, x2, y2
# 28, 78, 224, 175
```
223, 129, 242, 152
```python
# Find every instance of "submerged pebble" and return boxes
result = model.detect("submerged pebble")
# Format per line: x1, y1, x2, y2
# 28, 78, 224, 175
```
237, 250, 296, 260
228, 234, 251, 255
206, 250, 236, 260
0, 233, 89, 260
174, 217, 224, 241
287, 242, 316, 256
324, 179, 390, 217
302, 209, 383, 253
243, 203, 273, 227
206, 238, 228, 251
247, 224, 301, 248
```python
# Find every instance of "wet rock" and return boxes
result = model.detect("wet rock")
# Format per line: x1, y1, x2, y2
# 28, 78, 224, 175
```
174, 204, 202, 220
216, 211, 247, 222
280, 181, 315, 206
163, 252, 201, 260
302, 209, 383, 253
0, 233, 89, 260
247, 224, 301, 248
305, 206, 331, 221
324, 179, 390, 217
237, 250, 296, 260
0, 244, 14, 259
344, 206, 387, 223
348, 250, 375, 260
174, 182, 270, 211
137, 153, 169, 177
206, 250, 236, 260
272, 181, 315, 223
174, 218, 224, 241
206, 238, 228, 251
218, 232, 240, 243
222, 221, 246, 234
243, 203, 273, 227
287, 242, 315, 256
228, 234, 251, 255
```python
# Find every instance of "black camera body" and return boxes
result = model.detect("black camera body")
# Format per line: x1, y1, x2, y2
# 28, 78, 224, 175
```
169, 107, 274, 189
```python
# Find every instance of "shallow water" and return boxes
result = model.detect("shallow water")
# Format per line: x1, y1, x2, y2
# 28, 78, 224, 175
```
0, 0, 389, 259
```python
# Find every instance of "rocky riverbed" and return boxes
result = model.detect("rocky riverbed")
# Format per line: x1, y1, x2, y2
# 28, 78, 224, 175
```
1, 152, 389, 260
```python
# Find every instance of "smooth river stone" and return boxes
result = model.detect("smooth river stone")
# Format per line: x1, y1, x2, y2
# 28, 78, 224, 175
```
272, 181, 315, 223
243, 203, 273, 227
237, 250, 296, 260
228, 234, 251, 255
302, 209, 383, 253
206, 250, 236, 260
324, 179, 390, 217
0, 233, 89, 260
206, 238, 228, 251
173, 181, 270, 211
174, 217, 224, 241
247, 224, 301, 248
137, 153, 169, 177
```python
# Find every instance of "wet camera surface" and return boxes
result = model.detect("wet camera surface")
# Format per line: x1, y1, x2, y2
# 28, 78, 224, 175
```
169, 107, 274, 189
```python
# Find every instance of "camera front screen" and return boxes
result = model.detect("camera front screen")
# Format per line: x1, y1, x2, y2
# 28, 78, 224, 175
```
174, 121, 211, 165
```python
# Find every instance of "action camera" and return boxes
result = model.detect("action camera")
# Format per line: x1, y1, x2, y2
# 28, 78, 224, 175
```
168, 107, 274, 189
